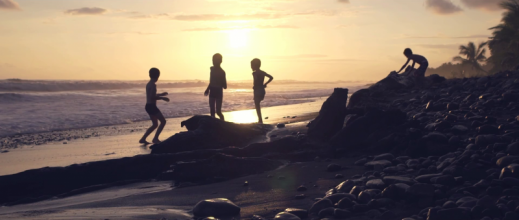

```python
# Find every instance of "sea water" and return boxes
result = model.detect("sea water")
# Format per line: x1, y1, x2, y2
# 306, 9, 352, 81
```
0, 79, 368, 137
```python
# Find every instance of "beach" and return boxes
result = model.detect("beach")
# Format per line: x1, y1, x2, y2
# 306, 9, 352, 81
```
0, 100, 324, 176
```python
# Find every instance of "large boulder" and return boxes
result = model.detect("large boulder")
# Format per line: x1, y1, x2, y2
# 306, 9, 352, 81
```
151, 116, 271, 154
192, 198, 241, 217
307, 88, 349, 141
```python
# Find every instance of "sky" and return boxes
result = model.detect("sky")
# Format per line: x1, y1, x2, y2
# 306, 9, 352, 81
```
0, 0, 506, 81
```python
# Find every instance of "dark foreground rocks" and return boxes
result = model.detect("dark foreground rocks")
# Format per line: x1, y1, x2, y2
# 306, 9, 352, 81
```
0, 151, 283, 206
151, 115, 271, 154
192, 198, 241, 217
307, 88, 349, 141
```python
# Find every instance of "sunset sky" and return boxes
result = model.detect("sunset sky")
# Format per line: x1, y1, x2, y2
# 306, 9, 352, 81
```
0, 0, 505, 81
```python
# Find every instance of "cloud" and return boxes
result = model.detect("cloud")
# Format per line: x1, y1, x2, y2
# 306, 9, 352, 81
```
64, 7, 107, 15
460, 0, 502, 11
131, 11, 337, 21
338, 0, 350, 3
183, 24, 298, 32
425, 0, 463, 15
0, 0, 21, 10
402, 34, 491, 39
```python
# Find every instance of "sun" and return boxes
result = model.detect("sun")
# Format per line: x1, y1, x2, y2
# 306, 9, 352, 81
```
228, 29, 249, 48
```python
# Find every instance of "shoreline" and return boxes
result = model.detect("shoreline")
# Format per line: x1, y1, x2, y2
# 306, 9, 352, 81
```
0, 100, 324, 176
0, 98, 325, 150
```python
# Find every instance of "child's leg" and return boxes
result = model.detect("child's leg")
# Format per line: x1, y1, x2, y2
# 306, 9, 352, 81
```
152, 112, 167, 144
139, 115, 158, 144
216, 98, 225, 121
254, 99, 263, 124
209, 97, 216, 118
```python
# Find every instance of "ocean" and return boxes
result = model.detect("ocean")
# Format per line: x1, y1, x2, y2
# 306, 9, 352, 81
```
0, 79, 368, 137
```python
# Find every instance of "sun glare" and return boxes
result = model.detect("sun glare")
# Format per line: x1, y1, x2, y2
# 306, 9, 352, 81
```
228, 30, 249, 48
225, 109, 257, 124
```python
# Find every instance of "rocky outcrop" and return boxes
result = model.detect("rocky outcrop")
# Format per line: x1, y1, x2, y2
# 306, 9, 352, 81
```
348, 68, 446, 108
307, 88, 349, 141
151, 115, 271, 154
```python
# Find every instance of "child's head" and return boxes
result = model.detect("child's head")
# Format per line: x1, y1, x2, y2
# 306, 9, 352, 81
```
213, 53, 223, 67
403, 48, 413, 58
251, 58, 261, 71
149, 68, 160, 81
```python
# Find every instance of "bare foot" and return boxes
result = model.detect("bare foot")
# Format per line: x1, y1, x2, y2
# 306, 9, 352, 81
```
139, 140, 151, 145
152, 139, 162, 144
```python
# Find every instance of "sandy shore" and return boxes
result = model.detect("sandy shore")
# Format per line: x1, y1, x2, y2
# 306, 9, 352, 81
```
0, 100, 322, 176
0, 155, 370, 220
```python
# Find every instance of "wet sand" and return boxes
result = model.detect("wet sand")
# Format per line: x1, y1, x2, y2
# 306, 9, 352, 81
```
0, 155, 366, 220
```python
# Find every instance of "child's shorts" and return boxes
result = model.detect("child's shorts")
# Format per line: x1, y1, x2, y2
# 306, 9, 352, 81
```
145, 104, 162, 116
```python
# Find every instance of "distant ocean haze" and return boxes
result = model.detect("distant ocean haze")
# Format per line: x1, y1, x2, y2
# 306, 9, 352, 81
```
0, 79, 368, 137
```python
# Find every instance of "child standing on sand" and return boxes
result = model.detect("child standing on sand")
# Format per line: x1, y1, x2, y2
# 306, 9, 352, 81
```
251, 58, 273, 124
139, 68, 169, 145
204, 53, 227, 121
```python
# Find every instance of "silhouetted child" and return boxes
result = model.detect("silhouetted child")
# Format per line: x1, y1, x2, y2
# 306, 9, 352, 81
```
396, 48, 429, 79
251, 58, 273, 124
204, 53, 227, 120
139, 68, 169, 145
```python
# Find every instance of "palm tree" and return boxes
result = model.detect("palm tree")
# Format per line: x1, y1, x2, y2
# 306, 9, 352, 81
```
488, 0, 519, 71
453, 42, 488, 76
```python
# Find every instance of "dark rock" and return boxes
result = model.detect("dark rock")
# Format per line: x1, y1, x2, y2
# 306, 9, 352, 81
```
497, 156, 519, 167
297, 185, 307, 192
452, 125, 469, 134
334, 208, 351, 219
274, 212, 301, 220
477, 125, 499, 135
374, 153, 395, 161
152, 116, 270, 154
307, 88, 348, 141
507, 142, 519, 155
277, 124, 286, 128
284, 208, 307, 219
324, 193, 356, 203
383, 176, 415, 185
434, 208, 470, 220
504, 211, 519, 220
318, 207, 335, 218
431, 175, 456, 186
475, 135, 497, 146
358, 191, 373, 204
406, 183, 435, 197
352, 204, 369, 213
354, 158, 368, 166
349, 186, 365, 196
364, 160, 393, 170
309, 199, 333, 213
335, 180, 355, 193
337, 197, 354, 209
443, 201, 456, 208
192, 198, 241, 217
366, 179, 386, 189
327, 164, 341, 172
335, 174, 344, 179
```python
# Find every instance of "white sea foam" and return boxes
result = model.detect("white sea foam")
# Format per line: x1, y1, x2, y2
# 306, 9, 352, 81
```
0, 80, 368, 137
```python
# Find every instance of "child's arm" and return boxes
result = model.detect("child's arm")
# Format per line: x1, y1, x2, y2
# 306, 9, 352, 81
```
152, 84, 169, 102
396, 59, 410, 73
264, 73, 274, 88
